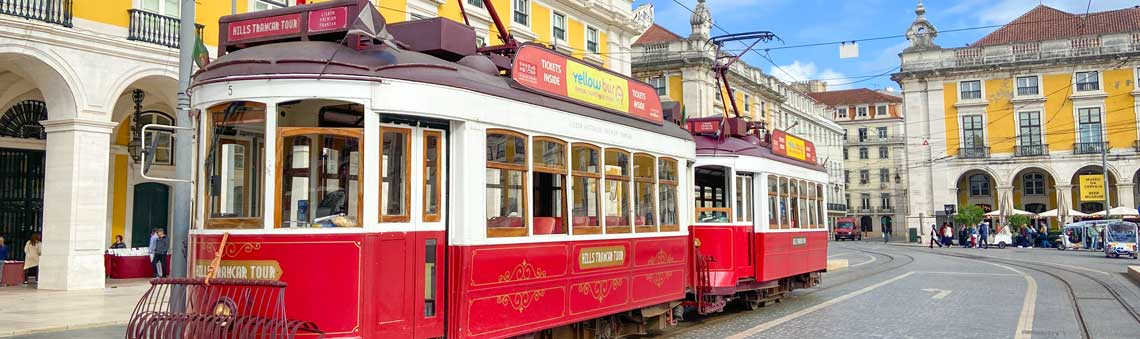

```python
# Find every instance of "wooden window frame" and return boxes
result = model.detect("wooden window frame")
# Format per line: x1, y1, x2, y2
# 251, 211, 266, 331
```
571, 143, 603, 235
204, 138, 262, 229
658, 158, 679, 232
633, 153, 657, 233
767, 175, 779, 229
422, 130, 443, 222
380, 126, 413, 223
202, 103, 267, 230
603, 148, 632, 234
273, 127, 365, 229
486, 129, 529, 238
531, 136, 568, 235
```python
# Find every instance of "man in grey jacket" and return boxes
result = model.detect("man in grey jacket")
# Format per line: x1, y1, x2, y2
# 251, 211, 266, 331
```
151, 229, 168, 278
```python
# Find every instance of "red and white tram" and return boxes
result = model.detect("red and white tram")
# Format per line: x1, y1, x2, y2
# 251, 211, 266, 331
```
159, 1, 827, 338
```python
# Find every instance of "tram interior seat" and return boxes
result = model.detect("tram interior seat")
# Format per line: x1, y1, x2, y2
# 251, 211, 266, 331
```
533, 217, 556, 235
572, 216, 599, 227
606, 216, 629, 227
488, 216, 524, 228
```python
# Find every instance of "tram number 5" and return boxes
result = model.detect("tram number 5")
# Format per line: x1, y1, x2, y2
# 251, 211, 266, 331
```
227, 85, 233, 96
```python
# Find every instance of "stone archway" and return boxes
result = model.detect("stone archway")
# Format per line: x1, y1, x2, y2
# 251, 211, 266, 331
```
1011, 167, 1056, 214
956, 169, 998, 212
1071, 165, 1118, 214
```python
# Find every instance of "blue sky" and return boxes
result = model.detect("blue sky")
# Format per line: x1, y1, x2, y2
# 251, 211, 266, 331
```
637, 0, 1139, 90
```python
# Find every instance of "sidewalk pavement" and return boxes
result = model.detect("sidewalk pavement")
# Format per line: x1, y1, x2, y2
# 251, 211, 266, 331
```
0, 279, 148, 338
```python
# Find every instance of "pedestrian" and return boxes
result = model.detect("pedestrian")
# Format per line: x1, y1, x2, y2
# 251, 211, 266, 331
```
1018, 226, 1029, 248
930, 224, 942, 248
978, 222, 990, 249
1039, 225, 1050, 248
942, 223, 954, 248
882, 222, 892, 243
24, 234, 41, 285
968, 224, 978, 248
0, 235, 7, 286
149, 228, 158, 261
958, 225, 968, 247
110, 235, 126, 249
151, 229, 168, 278
1028, 226, 1039, 248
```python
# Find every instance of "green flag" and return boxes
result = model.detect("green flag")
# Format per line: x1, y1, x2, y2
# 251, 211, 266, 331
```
193, 30, 210, 69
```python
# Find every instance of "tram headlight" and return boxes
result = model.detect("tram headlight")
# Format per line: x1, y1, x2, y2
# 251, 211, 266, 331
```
213, 297, 236, 318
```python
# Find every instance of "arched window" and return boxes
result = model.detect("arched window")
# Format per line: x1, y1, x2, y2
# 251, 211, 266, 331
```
138, 111, 175, 165
0, 100, 47, 140
1022, 173, 1045, 195
968, 174, 990, 196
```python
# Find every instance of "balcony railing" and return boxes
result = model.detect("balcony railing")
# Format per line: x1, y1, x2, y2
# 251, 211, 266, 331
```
857, 208, 873, 214
901, 32, 1140, 72
877, 207, 895, 214
827, 203, 847, 212
127, 9, 204, 48
0, 0, 72, 27
1073, 142, 1107, 155
958, 146, 989, 159
1014, 144, 1049, 157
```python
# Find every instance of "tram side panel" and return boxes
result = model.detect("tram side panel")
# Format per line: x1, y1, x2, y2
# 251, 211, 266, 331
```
755, 230, 828, 282
447, 237, 688, 339
688, 225, 755, 294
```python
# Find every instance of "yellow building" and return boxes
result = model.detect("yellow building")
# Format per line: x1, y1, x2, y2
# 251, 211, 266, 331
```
0, 0, 645, 290
895, 3, 1140, 230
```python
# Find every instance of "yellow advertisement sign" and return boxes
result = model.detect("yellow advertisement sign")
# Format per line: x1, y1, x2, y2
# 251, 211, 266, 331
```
578, 246, 626, 269
1079, 174, 1105, 201
193, 260, 282, 280
567, 61, 628, 113
785, 134, 807, 161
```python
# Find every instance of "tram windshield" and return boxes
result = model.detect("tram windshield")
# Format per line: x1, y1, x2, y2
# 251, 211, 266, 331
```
694, 166, 730, 223
205, 101, 266, 229
837, 222, 855, 229
1107, 223, 1137, 243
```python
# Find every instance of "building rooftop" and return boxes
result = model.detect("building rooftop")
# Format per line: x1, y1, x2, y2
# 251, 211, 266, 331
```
971, 5, 1140, 47
634, 24, 683, 45
807, 88, 902, 107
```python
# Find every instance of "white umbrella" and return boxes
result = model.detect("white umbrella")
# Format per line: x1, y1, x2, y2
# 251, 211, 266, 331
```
1037, 208, 1090, 218
1091, 206, 1139, 217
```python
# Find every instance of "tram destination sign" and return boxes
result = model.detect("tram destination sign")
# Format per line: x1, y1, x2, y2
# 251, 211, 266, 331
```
511, 44, 664, 124
771, 129, 817, 165
219, 1, 367, 54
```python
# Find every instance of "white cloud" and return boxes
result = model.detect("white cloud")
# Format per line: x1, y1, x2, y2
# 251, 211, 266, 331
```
769, 60, 852, 89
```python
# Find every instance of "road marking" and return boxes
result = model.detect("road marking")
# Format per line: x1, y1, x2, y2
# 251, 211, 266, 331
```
984, 261, 1037, 339
921, 288, 952, 299
914, 271, 1020, 277
827, 252, 852, 258
849, 253, 877, 267
724, 271, 916, 339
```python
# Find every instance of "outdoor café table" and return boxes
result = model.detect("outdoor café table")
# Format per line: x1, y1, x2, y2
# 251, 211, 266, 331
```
2, 261, 24, 285
104, 254, 168, 279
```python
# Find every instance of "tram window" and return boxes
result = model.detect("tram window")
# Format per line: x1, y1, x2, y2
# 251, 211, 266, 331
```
205, 102, 266, 229
806, 182, 816, 228
278, 100, 364, 128
277, 130, 363, 228
768, 176, 778, 228
423, 131, 442, 222
779, 177, 789, 229
658, 158, 679, 232
571, 144, 602, 235
532, 138, 568, 235
381, 128, 411, 222
816, 184, 825, 229
633, 153, 657, 232
486, 130, 528, 237
791, 181, 803, 229
694, 166, 730, 223
735, 175, 753, 223
604, 149, 632, 233
424, 238, 437, 317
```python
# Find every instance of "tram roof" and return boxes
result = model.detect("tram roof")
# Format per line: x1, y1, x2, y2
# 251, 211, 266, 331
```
193, 40, 693, 141
693, 134, 825, 172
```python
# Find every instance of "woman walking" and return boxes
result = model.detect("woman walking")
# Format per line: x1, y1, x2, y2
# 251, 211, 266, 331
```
24, 234, 41, 285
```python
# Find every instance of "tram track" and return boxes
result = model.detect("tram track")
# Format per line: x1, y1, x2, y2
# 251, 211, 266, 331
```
929, 250, 1140, 339
650, 243, 915, 338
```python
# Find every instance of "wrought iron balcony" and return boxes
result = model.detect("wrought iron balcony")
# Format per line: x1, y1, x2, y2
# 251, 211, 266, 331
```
877, 207, 895, 214
958, 146, 989, 159
1014, 144, 1048, 157
1073, 142, 1107, 155
827, 203, 847, 212
857, 207, 873, 214
127, 9, 204, 48
0, 0, 72, 27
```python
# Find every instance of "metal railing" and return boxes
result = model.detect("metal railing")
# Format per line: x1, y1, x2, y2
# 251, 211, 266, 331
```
0, 0, 72, 27
127, 9, 204, 48
827, 203, 847, 212
877, 207, 895, 214
958, 146, 989, 159
1073, 142, 1107, 155
1014, 144, 1048, 157
901, 33, 1140, 72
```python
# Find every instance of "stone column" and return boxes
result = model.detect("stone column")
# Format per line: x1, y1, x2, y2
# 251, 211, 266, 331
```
1114, 183, 1134, 211
38, 118, 116, 290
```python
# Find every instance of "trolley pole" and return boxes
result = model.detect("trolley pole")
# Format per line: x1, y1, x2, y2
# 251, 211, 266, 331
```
1102, 142, 1111, 219
171, 0, 195, 280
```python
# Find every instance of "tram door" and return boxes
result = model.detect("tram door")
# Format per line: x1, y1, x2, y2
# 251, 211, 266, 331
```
374, 124, 447, 339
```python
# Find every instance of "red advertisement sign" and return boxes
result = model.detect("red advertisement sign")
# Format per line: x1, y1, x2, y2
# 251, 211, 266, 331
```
308, 7, 348, 33
771, 129, 817, 165
511, 44, 663, 124
227, 13, 302, 42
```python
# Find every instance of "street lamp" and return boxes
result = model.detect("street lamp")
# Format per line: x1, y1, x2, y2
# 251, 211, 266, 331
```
127, 89, 145, 162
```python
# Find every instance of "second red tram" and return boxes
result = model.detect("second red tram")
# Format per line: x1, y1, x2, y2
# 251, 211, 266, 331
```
170, 2, 828, 338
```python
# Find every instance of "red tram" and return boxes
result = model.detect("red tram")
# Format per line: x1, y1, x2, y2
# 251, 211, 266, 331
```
172, 1, 827, 338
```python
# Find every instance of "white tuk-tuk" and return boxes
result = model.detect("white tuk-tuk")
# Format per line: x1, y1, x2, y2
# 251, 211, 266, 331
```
1104, 221, 1138, 259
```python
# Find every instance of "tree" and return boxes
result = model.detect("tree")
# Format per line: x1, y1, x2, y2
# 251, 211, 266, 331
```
1007, 214, 1030, 233
954, 205, 984, 227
